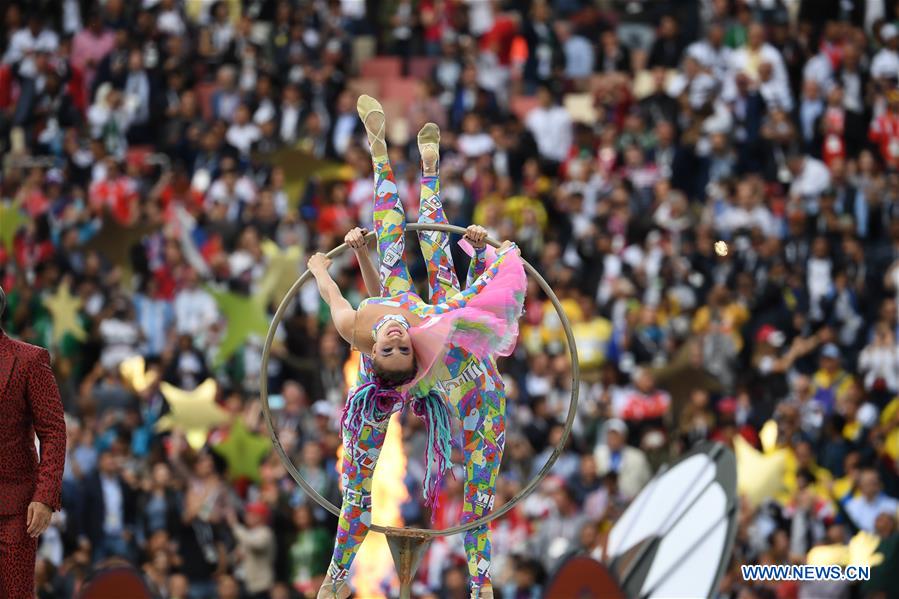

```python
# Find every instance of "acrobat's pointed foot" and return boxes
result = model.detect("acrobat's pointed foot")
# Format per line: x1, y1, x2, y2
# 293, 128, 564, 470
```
357, 94, 387, 162
470, 583, 494, 599
316, 574, 351, 599
417, 122, 441, 176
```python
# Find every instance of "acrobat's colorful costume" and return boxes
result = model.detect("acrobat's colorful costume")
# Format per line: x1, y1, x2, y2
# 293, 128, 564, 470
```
325, 158, 519, 595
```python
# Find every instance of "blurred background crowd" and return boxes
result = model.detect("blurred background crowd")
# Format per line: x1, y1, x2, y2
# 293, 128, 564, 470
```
2, 0, 899, 598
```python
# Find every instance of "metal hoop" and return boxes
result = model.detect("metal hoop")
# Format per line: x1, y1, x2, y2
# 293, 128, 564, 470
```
260, 223, 580, 538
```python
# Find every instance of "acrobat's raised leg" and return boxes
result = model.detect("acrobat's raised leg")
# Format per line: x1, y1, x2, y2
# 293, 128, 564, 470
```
414, 123, 506, 599
359, 94, 413, 297
320, 95, 410, 599
416, 122, 460, 303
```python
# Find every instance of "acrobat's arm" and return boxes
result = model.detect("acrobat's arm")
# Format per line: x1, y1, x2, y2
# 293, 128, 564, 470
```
345, 227, 380, 297
427, 241, 521, 314
308, 252, 356, 342
463, 225, 489, 287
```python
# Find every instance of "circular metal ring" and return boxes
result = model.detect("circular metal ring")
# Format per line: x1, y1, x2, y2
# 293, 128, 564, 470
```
260, 223, 580, 538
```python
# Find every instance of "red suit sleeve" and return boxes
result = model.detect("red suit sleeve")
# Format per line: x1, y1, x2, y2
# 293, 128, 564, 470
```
27, 349, 66, 511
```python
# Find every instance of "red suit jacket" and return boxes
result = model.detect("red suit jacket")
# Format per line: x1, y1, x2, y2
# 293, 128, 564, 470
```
0, 331, 66, 515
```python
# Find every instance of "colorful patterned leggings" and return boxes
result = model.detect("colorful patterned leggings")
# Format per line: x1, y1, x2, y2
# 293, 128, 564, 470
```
326, 160, 506, 592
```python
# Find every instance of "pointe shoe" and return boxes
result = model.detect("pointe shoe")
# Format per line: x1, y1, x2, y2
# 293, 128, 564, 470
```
356, 94, 388, 162
417, 122, 440, 176
470, 584, 494, 599
317, 575, 351, 599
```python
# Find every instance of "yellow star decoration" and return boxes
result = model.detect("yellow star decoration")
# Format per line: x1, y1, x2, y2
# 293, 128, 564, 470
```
807, 531, 885, 568
156, 378, 229, 450
213, 419, 271, 482
734, 425, 788, 507
257, 240, 303, 306
119, 355, 159, 393
0, 198, 27, 254
759, 419, 778, 453
43, 281, 87, 344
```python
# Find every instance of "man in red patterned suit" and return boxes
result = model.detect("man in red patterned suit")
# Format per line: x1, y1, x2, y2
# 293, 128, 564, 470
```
0, 285, 66, 598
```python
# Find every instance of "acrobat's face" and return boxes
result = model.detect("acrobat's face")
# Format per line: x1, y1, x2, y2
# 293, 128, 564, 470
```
372, 322, 414, 372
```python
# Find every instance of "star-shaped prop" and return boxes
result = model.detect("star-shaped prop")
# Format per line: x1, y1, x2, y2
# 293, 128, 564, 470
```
84, 214, 158, 278
119, 355, 159, 393
259, 147, 353, 209
213, 419, 271, 482
807, 531, 885, 568
156, 378, 229, 450
208, 288, 270, 366
43, 281, 87, 344
734, 433, 788, 507
0, 199, 27, 254
257, 240, 303, 306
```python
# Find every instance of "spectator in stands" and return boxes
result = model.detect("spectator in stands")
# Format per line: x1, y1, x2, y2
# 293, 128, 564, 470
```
593, 419, 651, 499
844, 469, 899, 533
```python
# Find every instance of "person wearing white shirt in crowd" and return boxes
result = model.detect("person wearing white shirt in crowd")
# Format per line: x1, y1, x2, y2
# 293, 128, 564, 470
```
803, 51, 834, 88
685, 22, 732, 81
156, 0, 187, 37
173, 267, 218, 345
593, 419, 651, 499
88, 85, 135, 160
870, 23, 899, 82
525, 85, 573, 164
3, 12, 59, 78
788, 152, 832, 205
226, 104, 261, 156
205, 159, 257, 219
457, 113, 496, 157
718, 180, 777, 237
729, 23, 788, 88
845, 469, 899, 533
97, 297, 141, 371
857, 323, 899, 393
758, 61, 793, 112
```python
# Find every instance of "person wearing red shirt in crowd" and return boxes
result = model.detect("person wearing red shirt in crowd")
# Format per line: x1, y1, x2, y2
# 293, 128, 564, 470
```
868, 89, 899, 169
89, 157, 138, 224
611, 368, 671, 446
821, 86, 847, 167
315, 182, 356, 237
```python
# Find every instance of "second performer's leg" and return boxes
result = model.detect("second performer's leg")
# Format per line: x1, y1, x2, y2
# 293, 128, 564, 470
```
415, 122, 460, 303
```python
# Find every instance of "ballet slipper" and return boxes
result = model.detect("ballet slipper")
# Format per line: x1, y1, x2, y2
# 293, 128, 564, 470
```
417, 122, 441, 176
317, 574, 351, 599
356, 94, 388, 162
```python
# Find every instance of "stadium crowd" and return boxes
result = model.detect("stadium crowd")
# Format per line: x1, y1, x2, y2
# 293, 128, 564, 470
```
2, 0, 899, 597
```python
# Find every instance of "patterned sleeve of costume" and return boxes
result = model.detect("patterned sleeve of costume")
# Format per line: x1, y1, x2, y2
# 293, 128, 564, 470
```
459, 238, 497, 287
372, 159, 413, 296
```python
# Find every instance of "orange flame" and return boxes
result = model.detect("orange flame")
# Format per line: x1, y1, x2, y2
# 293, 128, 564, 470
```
337, 351, 409, 598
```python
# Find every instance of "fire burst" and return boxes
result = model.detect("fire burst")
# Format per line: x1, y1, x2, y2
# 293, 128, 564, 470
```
338, 351, 409, 598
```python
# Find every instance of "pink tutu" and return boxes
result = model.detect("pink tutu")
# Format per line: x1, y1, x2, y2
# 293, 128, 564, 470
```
405, 246, 526, 395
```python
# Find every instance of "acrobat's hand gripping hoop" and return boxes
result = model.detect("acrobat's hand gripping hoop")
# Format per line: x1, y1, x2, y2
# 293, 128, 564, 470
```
260, 224, 580, 597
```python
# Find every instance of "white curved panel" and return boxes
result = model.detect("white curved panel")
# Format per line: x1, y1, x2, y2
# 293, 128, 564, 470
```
608, 454, 716, 558
641, 483, 728, 598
